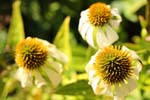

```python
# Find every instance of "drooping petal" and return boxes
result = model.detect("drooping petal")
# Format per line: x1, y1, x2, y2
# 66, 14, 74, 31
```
48, 46, 68, 63
133, 62, 142, 79
96, 28, 109, 48
114, 78, 137, 98
34, 71, 46, 88
79, 22, 91, 40
85, 27, 95, 48
109, 19, 121, 29
45, 67, 62, 87
16, 67, 32, 88
105, 24, 119, 44
47, 60, 63, 74
91, 77, 112, 96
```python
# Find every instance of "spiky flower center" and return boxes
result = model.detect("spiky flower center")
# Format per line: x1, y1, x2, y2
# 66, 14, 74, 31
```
94, 46, 133, 85
15, 37, 48, 70
88, 2, 111, 26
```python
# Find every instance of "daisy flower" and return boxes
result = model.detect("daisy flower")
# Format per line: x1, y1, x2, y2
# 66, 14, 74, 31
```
15, 37, 68, 88
78, 2, 122, 49
86, 45, 142, 99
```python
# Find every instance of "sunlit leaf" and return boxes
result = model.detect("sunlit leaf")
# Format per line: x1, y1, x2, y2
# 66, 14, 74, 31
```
7, 0, 25, 51
53, 16, 72, 63
56, 80, 95, 96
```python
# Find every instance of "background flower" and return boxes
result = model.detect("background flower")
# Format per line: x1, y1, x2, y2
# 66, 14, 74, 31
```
78, 2, 122, 49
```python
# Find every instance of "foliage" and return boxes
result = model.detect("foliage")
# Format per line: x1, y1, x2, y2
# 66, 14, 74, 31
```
0, 0, 150, 100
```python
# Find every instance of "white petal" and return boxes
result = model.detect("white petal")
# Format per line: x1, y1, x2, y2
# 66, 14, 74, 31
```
110, 8, 122, 29
45, 67, 62, 87
34, 71, 46, 88
85, 55, 96, 73
48, 46, 68, 63
85, 27, 95, 48
16, 67, 32, 88
91, 77, 112, 96
35, 37, 51, 47
80, 9, 89, 19
96, 28, 109, 48
105, 24, 119, 44
47, 60, 63, 74
126, 78, 137, 92
133, 62, 142, 79
122, 46, 137, 58
114, 78, 137, 97
78, 9, 89, 32
111, 8, 122, 21
79, 22, 91, 39
91, 77, 100, 94
109, 19, 120, 29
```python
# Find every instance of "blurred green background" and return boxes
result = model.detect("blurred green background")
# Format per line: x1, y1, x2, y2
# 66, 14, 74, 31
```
0, 0, 150, 100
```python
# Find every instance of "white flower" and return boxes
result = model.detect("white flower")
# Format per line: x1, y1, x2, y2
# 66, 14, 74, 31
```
15, 37, 68, 88
86, 45, 142, 99
78, 2, 122, 49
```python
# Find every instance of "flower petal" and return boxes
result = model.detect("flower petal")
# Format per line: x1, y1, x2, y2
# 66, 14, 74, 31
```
79, 22, 91, 39
109, 8, 122, 29
96, 28, 109, 48
48, 46, 68, 63
114, 78, 137, 97
45, 67, 62, 87
78, 10, 89, 32
47, 60, 63, 74
85, 27, 95, 48
34, 71, 46, 88
16, 67, 32, 88
90, 77, 112, 96
105, 24, 119, 44
133, 62, 142, 79
85, 55, 96, 72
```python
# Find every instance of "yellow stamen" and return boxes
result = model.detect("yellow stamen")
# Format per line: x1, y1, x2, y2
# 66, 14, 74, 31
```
88, 2, 111, 26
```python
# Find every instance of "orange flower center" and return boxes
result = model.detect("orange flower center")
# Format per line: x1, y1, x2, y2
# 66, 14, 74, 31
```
88, 2, 111, 26
94, 45, 133, 85
15, 37, 48, 70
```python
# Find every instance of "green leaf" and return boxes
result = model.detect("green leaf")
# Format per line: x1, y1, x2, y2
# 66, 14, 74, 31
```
0, 30, 7, 53
56, 80, 95, 96
7, 0, 25, 51
111, 0, 146, 22
53, 16, 72, 63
